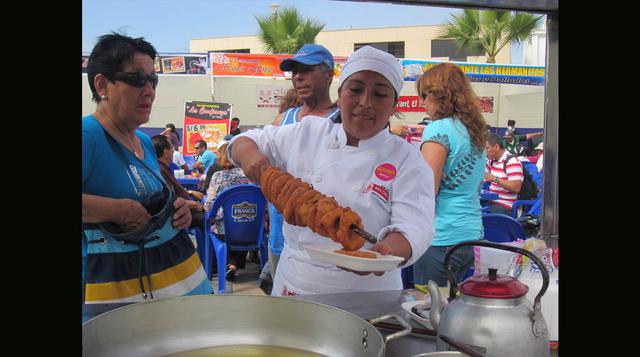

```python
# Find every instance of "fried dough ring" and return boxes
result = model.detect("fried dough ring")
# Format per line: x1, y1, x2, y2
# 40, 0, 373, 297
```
336, 208, 365, 251
295, 190, 324, 226
260, 168, 280, 200
314, 197, 339, 237
283, 184, 311, 224
274, 177, 299, 211
269, 174, 292, 206
258, 167, 366, 250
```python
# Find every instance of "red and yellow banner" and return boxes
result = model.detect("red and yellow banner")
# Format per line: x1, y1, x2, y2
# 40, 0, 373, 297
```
210, 53, 348, 79
210, 53, 293, 77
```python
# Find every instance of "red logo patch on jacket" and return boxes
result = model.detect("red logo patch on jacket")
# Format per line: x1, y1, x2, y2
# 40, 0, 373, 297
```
375, 163, 397, 181
364, 182, 390, 204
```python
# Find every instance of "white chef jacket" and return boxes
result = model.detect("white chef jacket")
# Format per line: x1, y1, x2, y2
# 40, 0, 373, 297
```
229, 117, 435, 296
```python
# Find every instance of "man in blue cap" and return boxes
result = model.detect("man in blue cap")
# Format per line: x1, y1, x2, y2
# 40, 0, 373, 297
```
273, 44, 339, 126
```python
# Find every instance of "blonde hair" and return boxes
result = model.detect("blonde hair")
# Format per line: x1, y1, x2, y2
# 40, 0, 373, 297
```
216, 144, 233, 170
416, 63, 487, 150
278, 88, 303, 114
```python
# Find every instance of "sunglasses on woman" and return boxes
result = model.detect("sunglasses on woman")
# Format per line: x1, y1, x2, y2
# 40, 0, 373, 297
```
111, 71, 159, 89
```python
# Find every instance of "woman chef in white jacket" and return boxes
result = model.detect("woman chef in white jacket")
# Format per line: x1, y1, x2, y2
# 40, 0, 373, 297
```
229, 46, 435, 296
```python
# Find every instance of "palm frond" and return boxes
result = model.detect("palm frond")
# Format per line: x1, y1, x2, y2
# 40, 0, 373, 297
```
436, 9, 542, 63
255, 6, 325, 54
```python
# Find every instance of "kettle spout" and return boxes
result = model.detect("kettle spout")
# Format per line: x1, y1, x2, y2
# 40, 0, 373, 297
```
426, 280, 444, 331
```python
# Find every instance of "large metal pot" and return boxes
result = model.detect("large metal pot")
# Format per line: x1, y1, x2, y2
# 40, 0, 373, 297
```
82, 294, 411, 357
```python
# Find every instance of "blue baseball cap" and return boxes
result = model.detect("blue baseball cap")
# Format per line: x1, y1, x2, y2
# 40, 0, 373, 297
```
280, 44, 334, 71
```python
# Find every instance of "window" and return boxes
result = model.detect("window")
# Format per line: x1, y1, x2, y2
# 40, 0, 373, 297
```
354, 42, 405, 58
431, 39, 484, 62
210, 49, 251, 54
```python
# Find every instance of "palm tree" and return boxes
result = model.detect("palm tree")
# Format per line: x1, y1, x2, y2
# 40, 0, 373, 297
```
438, 10, 543, 63
255, 6, 325, 54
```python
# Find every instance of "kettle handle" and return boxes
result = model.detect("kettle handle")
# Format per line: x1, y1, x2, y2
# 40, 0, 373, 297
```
444, 241, 549, 308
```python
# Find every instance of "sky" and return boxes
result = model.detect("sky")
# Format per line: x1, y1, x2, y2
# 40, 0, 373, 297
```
82, 0, 464, 53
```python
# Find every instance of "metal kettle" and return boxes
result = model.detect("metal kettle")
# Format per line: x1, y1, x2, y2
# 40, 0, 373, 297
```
426, 241, 550, 357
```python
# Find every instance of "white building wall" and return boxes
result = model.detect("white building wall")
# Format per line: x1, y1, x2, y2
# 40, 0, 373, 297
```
83, 74, 543, 129
496, 85, 545, 129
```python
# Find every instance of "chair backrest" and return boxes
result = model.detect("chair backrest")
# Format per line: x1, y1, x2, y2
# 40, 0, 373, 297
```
482, 213, 527, 243
183, 155, 196, 167
206, 184, 267, 250
522, 161, 539, 177
482, 181, 490, 191
527, 199, 542, 217
533, 172, 543, 190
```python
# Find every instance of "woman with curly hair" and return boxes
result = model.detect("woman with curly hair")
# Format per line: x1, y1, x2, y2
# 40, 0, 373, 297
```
413, 62, 488, 287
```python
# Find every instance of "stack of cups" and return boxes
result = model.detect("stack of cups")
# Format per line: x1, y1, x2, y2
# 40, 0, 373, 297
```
174, 170, 185, 178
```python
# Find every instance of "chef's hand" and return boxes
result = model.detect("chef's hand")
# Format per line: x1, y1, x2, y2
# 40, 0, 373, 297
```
172, 197, 192, 230
342, 232, 412, 276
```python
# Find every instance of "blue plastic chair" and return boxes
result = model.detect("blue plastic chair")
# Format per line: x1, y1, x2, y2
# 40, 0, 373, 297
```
463, 213, 527, 280
533, 172, 543, 190
170, 162, 180, 172
527, 199, 542, 217
183, 155, 196, 168
522, 161, 539, 177
482, 213, 527, 243
205, 184, 268, 294
511, 198, 540, 218
482, 181, 490, 190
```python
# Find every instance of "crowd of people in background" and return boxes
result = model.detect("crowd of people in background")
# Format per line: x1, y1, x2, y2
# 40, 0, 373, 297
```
82, 33, 546, 318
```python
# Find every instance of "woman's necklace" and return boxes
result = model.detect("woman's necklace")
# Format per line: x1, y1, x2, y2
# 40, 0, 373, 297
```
96, 110, 143, 159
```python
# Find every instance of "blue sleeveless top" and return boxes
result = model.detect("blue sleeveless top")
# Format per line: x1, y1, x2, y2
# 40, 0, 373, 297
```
280, 106, 340, 125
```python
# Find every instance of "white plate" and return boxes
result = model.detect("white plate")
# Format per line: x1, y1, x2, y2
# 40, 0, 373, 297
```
304, 244, 404, 272
401, 298, 432, 328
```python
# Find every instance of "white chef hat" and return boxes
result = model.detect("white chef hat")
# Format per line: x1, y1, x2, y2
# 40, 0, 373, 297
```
339, 45, 404, 96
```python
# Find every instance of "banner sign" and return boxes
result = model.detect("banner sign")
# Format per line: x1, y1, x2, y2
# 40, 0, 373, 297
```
282, 56, 347, 80
183, 101, 231, 156
83, 54, 208, 75
332, 57, 348, 79
210, 53, 293, 77
210, 52, 348, 79
401, 59, 545, 86
395, 96, 424, 112
158, 54, 208, 74
256, 85, 289, 108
